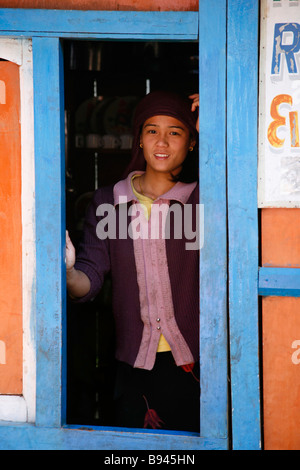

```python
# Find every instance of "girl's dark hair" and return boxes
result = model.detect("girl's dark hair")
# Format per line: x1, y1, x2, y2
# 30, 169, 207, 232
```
171, 138, 199, 184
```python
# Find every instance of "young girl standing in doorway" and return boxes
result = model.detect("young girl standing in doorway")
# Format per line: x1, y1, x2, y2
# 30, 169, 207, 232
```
66, 90, 200, 432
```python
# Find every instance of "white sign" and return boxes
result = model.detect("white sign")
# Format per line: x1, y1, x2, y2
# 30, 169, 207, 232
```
259, 0, 300, 207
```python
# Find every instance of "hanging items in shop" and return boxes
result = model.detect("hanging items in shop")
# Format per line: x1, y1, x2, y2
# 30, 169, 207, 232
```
75, 94, 138, 150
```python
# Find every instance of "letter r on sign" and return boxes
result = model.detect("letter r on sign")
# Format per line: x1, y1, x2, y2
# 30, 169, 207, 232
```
271, 23, 300, 77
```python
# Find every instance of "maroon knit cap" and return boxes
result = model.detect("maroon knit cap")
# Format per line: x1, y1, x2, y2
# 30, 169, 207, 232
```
124, 90, 198, 177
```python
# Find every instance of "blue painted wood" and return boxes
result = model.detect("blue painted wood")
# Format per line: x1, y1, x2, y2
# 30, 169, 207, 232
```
258, 267, 300, 297
33, 36, 66, 427
0, 423, 228, 450
28, 8, 207, 447
227, 0, 261, 450
199, 0, 228, 442
0, 6, 231, 450
0, 9, 198, 39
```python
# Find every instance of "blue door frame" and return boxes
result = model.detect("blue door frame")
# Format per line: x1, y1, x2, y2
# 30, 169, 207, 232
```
0, 2, 261, 450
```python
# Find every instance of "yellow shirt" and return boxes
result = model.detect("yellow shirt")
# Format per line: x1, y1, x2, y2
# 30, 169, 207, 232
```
131, 174, 171, 353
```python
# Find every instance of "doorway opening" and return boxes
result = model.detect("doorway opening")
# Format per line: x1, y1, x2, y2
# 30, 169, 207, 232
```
64, 39, 199, 427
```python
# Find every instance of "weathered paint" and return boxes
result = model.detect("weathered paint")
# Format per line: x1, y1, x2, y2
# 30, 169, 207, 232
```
0, 341, 5, 365
19, 38, 36, 424
0, 0, 198, 11
0, 396, 27, 422
261, 208, 300, 268
0, 60, 22, 395
263, 297, 300, 450
33, 36, 66, 428
227, 0, 261, 450
30, 10, 221, 448
0, 423, 226, 450
0, 37, 36, 423
259, 267, 300, 297
258, 1, 300, 207
199, 0, 228, 442
0, 4, 261, 450
260, 3, 300, 448
267, 94, 293, 148
271, 22, 300, 78
0, 9, 198, 40
290, 111, 299, 148
261, 205, 300, 448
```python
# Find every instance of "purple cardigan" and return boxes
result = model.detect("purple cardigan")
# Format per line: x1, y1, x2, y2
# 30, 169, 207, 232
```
74, 178, 200, 368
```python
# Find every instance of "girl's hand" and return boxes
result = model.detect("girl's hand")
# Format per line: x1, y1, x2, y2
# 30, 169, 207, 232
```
189, 93, 199, 132
65, 230, 91, 298
66, 230, 76, 272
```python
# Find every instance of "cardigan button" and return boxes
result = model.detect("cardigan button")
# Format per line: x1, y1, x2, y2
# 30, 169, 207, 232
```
157, 326, 161, 330
156, 318, 160, 322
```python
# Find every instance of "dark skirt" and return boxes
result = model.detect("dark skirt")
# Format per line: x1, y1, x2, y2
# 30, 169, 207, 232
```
113, 351, 200, 433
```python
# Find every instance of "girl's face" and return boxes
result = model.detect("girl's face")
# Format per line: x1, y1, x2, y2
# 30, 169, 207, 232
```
140, 115, 195, 177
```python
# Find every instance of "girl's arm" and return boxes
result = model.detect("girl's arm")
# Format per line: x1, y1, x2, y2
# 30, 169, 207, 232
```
66, 230, 91, 298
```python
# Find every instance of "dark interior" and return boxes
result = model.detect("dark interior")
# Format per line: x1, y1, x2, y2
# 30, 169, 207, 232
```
64, 39, 199, 426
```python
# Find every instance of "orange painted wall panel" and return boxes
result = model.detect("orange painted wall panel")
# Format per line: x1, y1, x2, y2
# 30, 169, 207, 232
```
0, 0, 198, 11
261, 208, 300, 268
262, 208, 300, 449
263, 297, 300, 450
0, 61, 22, 395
